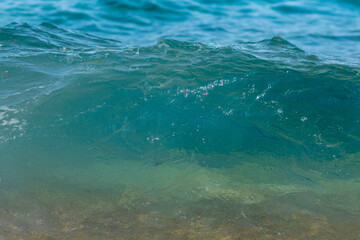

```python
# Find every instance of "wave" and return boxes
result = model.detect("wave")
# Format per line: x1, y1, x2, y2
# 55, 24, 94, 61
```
0, 22, 121, 52
0, 23, 359, 171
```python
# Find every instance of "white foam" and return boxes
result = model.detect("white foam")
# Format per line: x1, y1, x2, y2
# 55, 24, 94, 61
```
1, 118, 20, 126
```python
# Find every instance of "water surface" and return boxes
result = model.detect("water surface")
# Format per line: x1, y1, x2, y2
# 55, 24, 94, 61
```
0, 0, 360, 239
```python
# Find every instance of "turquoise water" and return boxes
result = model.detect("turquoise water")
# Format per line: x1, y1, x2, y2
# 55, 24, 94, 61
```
0, 0, 360, 239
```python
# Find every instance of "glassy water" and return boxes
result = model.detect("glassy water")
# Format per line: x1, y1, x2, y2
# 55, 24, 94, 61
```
0, 0, 360, 239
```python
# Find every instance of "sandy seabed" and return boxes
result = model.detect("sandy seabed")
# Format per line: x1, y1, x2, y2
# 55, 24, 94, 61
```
1, 182, 359, 240
1, 157, 360, 239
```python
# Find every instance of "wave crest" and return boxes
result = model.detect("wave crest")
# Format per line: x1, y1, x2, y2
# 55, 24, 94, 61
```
0, 24, 359, 167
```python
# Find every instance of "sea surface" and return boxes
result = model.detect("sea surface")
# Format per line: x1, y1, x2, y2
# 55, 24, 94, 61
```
0, 0, 360, 239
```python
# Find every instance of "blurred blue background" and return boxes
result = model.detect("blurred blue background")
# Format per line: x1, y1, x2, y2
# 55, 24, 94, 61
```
0, 0, 359, 63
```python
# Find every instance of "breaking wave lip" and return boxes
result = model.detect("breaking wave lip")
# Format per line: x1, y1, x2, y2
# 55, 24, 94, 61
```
0, 23, 359, 109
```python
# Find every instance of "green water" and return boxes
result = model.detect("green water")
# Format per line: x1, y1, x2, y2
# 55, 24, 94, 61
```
0, 4, 360, 239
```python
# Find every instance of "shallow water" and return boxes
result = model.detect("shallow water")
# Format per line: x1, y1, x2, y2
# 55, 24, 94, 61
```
0, 0, 360, 239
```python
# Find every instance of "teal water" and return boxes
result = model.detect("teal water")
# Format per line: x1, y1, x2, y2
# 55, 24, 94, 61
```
0, 1, 360, 239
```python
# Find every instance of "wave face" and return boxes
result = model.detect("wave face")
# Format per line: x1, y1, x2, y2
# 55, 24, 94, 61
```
0, 2, 360, 239
1, 24, 359, 166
